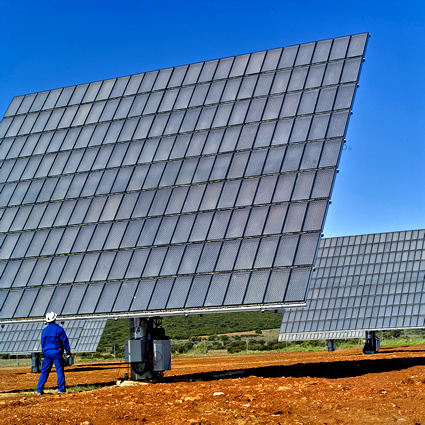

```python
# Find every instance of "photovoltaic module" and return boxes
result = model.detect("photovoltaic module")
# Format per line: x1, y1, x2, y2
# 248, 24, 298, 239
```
0, 33, 368, 322
279, 229, 425, 341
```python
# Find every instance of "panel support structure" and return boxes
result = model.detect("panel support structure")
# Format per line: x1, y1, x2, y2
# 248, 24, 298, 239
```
363, 331, 380, 354
125, 317, 170, 380
327, 339, 336, 352
30, 352, 41, 373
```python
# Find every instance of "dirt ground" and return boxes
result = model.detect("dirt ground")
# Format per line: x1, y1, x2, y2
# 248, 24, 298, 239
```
0, 345, 424, 424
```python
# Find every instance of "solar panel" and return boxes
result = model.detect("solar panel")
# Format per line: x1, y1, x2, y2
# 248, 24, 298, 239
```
0, 33, 368, 322
279, 229, 425, 341
0, 320, 106, 353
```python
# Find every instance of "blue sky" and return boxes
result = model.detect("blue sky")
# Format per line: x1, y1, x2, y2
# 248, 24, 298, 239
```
1, 0, 424, 238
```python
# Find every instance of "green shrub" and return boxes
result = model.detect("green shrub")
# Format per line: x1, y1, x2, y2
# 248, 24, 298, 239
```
227, 341, 246, 354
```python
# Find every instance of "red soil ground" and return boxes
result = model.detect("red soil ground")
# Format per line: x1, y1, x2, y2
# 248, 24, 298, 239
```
0, 346, 424, 424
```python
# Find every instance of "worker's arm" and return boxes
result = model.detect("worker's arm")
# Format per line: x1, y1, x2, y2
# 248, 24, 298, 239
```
60, 329, 72, 357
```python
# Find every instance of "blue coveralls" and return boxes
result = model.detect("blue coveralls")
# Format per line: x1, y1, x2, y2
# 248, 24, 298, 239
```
36, 322, 71, 393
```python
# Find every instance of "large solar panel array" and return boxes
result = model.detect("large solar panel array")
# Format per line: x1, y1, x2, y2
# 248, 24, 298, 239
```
0, 319, 106, 353
279, 229, 425, 341
0, 33, 368, 322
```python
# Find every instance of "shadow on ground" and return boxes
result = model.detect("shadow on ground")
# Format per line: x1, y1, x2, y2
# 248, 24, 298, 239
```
65, 362, 125, 373
0, 381, 118, 395
3, 352, 425, 395
164, 355, 425, 383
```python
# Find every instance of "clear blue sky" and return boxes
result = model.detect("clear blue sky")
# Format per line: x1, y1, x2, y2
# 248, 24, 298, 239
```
1, 0, 424, 238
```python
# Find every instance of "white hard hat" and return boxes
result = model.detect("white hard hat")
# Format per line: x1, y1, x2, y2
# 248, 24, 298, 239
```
45, 312, 57, 323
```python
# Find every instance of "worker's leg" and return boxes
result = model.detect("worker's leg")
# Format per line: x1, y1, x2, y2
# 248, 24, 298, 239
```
36, 357, 54, 393
53, 357, 66, 392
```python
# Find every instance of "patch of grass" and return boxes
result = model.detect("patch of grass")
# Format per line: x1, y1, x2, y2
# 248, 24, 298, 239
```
0, 358, 31, 367
380, 337, 425, 347
66, 384, 104, 392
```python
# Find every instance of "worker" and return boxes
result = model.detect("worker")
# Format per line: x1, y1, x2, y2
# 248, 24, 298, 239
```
36, 312, 72, 395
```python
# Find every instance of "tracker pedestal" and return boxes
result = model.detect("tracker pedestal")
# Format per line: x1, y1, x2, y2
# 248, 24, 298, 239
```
30, 352, 42, 373
125, 317, 171, 380
327, 339, 336, 352
363, 331, 380, 354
